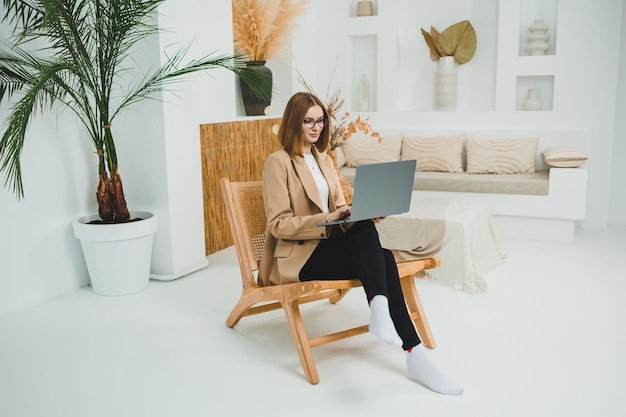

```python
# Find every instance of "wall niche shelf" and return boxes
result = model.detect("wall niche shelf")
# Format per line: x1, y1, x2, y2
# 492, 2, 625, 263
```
519, 0, 558, 56
516, 55, 557, 74
350, 35, 377, 112
516, 75, 554, 111
304, 0, 573, 114
350, 0, 378, 18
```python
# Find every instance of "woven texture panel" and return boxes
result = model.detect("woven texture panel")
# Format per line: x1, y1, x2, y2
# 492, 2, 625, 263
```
237, 184, 267, 263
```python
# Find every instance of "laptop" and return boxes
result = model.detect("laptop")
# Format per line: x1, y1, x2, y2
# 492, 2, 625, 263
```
317, 159, 416, 226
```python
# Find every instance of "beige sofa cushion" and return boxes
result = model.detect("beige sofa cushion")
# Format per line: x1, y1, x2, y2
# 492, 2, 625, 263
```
466, 137, 539, 174
542, 146, 588, 168
401, 134, 465, 173
342, 133, 402, 167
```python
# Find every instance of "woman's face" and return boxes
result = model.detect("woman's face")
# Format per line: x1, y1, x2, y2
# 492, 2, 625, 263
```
301, 104, 325, 151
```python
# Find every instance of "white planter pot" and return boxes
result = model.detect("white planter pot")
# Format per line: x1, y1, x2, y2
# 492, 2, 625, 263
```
72, 211, 159, 296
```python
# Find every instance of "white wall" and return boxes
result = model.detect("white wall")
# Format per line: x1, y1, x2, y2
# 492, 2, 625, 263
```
149, 0, 239, 280
0, 108, 94, 315
556, 0, 622, 230
0, 15, 94, 315
609, 3, 626, 225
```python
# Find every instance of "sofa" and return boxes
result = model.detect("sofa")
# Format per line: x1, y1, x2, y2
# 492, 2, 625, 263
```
335, 129, 590, 242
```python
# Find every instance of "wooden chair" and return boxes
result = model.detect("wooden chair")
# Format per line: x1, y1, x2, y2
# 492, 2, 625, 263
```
220, 177, 441, 384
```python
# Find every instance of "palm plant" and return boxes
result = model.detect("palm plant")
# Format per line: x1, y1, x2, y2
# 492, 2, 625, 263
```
0, 0, 268, 223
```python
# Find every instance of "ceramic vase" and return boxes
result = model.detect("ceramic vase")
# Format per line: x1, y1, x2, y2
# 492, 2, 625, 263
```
522, 88, 542, 111
358, 74, 370, 112
435, 56, 457, 111
526, 19, 550, 56
239, 61, 272, 116
356, 1, 373, 16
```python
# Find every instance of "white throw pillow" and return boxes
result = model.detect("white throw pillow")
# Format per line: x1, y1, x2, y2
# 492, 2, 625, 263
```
542, 146, 588, 168
401, 134, 465, 173
466, 137, 539, 174
342, 133, 402, 167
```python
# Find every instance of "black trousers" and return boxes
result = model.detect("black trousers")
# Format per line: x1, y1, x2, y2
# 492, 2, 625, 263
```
299, 220, 421, 350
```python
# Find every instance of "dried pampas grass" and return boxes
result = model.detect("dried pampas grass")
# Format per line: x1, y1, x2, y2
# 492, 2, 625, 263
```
232, 0, 310, 61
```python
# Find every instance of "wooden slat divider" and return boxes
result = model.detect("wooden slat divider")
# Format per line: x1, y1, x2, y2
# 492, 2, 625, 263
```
200, 117, 282, 254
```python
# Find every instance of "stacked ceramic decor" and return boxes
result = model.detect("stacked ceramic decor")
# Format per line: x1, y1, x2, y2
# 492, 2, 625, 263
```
526, 18, 550, 55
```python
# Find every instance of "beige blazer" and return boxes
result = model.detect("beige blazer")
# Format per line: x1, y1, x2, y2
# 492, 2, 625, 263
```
258, 149, 347, 286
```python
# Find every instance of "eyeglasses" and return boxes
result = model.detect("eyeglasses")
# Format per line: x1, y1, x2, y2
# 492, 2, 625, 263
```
303, 117, 327, 129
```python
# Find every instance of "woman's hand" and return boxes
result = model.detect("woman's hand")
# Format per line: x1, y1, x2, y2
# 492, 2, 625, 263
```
326, 205, 351, 223
371, 216, 387, 224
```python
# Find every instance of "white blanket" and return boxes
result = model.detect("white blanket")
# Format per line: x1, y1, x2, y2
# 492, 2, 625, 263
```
376, 197, 506, 293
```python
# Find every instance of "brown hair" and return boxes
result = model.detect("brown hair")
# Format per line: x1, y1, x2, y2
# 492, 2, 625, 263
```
278, 92, 330, 157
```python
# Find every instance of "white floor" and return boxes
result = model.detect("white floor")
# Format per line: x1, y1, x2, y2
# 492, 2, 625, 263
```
1, 227, 625, 417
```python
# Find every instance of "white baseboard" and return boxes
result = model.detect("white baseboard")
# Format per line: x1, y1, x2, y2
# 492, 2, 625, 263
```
150, 258, 209, 281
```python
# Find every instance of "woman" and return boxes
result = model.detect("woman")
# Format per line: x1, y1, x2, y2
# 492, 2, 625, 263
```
258, 92, 462, 395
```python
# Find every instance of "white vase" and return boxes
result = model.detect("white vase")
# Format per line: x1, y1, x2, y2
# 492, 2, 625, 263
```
72, 211, 158, 296
526, 18, 550, 56
522, 88, 542, 111
435, 56, 457, 111
358, 74, 370, 111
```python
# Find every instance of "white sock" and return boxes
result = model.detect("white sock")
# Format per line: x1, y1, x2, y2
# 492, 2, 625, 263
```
369, 295, 402, 347
406, 344, 463, 395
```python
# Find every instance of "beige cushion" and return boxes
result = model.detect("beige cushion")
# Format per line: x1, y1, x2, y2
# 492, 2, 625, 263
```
342, 133, 402, 167
466, 137, 539, 174
542, 146, 588, 168
401, 134, 465, 173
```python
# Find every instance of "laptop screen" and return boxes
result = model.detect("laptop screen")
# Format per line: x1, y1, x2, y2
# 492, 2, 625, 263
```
317, 159, 416, 226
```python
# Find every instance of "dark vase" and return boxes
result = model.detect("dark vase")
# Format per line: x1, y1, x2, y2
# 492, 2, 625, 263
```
239, 61, 272, 116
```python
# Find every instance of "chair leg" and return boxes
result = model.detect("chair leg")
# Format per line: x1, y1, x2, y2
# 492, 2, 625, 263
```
281, 300, 320, 384
400, 275, 436, 348
225, 290, 259, 328
328, 288, 351, 304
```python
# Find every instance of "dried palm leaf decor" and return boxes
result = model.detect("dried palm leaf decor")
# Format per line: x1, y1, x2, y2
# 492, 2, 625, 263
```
421, 20, 477, 64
